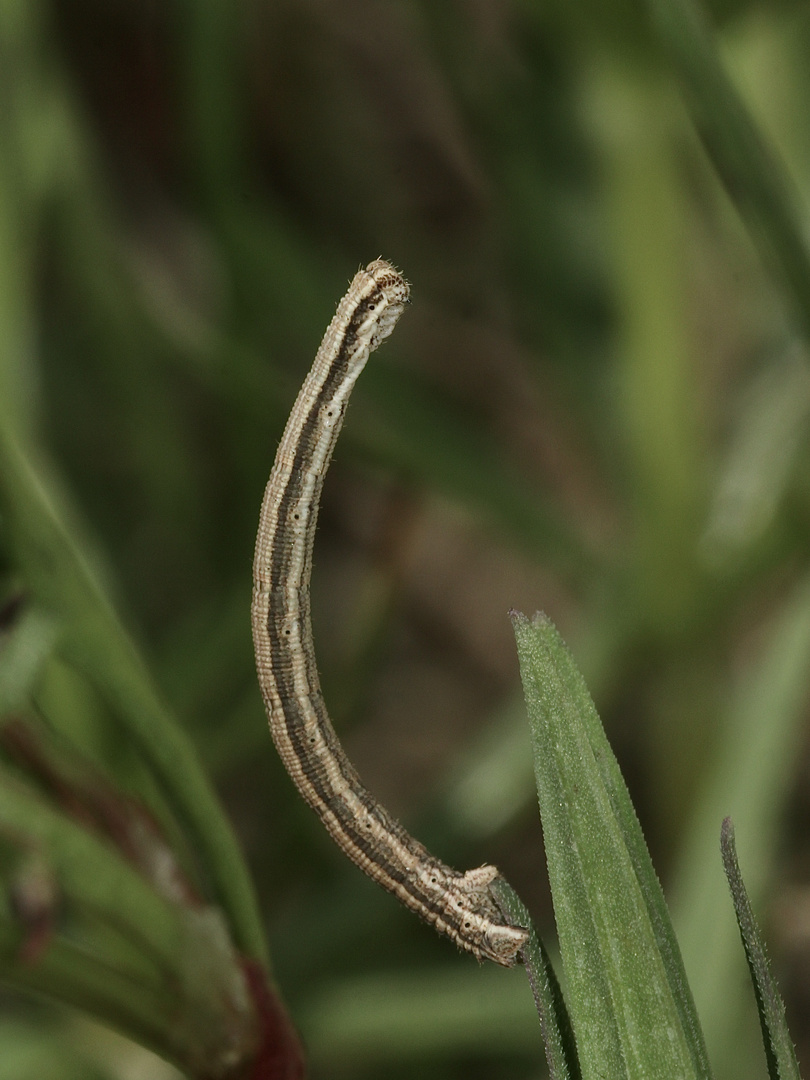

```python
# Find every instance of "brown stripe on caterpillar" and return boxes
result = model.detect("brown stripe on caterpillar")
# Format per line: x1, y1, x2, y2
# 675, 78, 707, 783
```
251, 259, 528, 966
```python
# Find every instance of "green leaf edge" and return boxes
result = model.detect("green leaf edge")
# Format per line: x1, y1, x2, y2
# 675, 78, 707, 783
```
0, 761, 256, 1073
642, 0, 810, 341
720, 817, 802, 1080
490, 876, 581, 1080
511, 609, 713, 1080
0, 424, 267, 965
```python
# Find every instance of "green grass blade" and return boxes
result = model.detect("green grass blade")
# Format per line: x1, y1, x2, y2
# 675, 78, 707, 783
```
0, 425, 267, 964
670, 574, 810, 1068
491, 876, 580, 1080
516, 610, 713, 1078
512, 610, 710, 1080
0, 764, 257, 1074
720, 818, 802, 1080
0, 604, 59, 715
643, 0, 810, 339
600, 67, 705, 633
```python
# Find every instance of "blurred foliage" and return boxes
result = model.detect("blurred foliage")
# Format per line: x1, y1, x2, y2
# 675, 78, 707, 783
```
1, 0, 810, 1077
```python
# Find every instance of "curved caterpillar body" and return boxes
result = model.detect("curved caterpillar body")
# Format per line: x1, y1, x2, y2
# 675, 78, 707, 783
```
251, 259, 528, 966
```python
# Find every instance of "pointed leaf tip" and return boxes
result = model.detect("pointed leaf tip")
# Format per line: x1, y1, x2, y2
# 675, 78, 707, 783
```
720, 816, 734, 851
511, 613, 710, 1078
721, 818, 801, 1080
508, 609, 552, 630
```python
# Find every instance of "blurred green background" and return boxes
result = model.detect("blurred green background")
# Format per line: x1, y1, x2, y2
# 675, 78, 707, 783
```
2, 0, 810, 1077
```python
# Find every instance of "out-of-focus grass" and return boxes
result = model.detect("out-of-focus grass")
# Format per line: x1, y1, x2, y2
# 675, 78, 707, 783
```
1, 0, 810, 1077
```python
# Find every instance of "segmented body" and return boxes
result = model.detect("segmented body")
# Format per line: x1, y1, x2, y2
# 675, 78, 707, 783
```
251, 260, 528, 966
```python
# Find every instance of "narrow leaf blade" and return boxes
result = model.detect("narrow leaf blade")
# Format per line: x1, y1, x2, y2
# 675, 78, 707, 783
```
720, 818, 802, 1080
512, 610, 709, 1080
491, 876, 580, 1080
